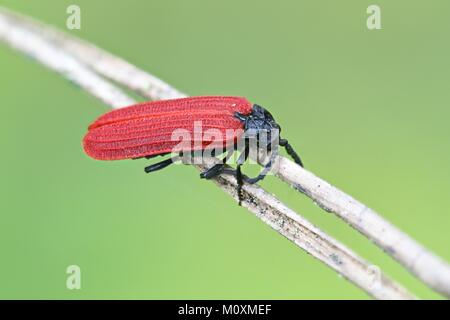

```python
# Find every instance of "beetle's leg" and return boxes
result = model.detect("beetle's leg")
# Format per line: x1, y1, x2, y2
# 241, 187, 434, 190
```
200, 163, 226, 179
233, 141, 251, 205
144, 155, 179, 173
200, 149, 234, 179
244, 144, 279, 184
199, 140, 248, 205
234, 112, 248, 122
236, 139, 250, 164
213, 140, 281, 185
279, 138, 303, 167
236, 164, 244, 205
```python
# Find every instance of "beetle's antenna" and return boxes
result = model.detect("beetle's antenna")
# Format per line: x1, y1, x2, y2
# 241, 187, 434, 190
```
280, 138, 303, 167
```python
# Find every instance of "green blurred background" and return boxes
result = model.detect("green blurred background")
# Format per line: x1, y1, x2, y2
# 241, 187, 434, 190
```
1, 0, 449, 299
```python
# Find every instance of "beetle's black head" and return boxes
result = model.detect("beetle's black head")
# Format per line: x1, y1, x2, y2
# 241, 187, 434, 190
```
234, 103, 304, 167
235, 104, 281, 149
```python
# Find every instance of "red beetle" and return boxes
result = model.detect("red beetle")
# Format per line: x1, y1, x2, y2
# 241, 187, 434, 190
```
83, 96, 303, 203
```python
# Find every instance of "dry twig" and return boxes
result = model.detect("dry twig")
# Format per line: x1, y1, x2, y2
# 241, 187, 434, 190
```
275, 157, 450, 298
12, 9, 449, 298
0, 7, 434, 299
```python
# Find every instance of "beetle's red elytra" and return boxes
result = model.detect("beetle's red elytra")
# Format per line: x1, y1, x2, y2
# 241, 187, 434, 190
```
83, 96, 303, 204
84, 96, 252, 160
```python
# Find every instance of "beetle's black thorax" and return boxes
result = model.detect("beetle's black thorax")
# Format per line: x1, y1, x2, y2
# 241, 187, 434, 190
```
234, 104, 281, 149
235, 104, 280, 131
